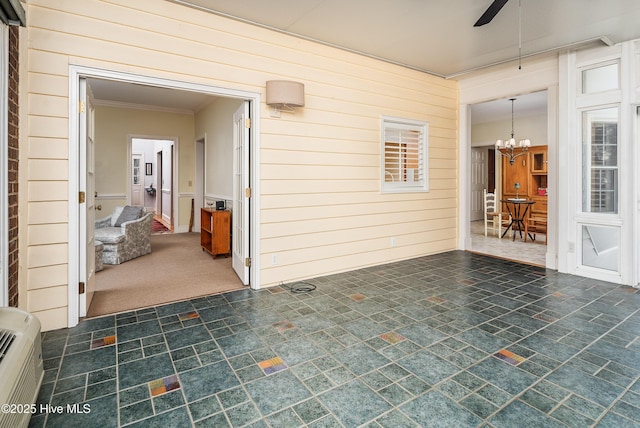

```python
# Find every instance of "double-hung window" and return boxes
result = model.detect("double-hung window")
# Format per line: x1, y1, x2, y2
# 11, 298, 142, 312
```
581, 107, 618, 214
381, 117, 429, 193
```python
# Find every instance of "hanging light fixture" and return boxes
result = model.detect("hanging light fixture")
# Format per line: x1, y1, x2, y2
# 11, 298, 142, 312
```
495, 98, 531, 165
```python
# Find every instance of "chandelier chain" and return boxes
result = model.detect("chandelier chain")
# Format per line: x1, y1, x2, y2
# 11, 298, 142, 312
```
496, 97, 530, 165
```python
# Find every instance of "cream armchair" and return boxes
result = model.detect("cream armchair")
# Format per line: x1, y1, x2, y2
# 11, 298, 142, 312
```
95, 206, 153, 265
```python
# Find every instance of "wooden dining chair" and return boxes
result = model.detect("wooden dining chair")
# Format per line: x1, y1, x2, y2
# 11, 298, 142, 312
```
484, 189, 510, 238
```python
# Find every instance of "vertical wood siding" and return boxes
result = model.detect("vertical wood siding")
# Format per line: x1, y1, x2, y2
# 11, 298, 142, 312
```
24, 0, 458, 329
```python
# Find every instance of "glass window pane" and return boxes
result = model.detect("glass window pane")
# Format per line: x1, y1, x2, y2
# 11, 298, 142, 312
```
581, 225, 619, 272
582, 107, 618, 213
382, 118, 428, 193
582, 63, 618, 94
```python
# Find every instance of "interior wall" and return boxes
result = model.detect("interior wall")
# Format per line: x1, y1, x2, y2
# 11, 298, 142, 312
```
94, 105, 194, 219
194, 97, 242, 206
472, 114, 548, 147
471, 113, 548, 199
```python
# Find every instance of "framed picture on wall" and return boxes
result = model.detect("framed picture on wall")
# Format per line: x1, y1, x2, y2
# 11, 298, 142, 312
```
145, 163, 153, 175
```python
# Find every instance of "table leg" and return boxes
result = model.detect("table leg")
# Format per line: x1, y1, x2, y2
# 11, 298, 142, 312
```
512, 204, 522, 241
513, 203, 534, 241
501, 203, 515, 239
521, 204, 532, 241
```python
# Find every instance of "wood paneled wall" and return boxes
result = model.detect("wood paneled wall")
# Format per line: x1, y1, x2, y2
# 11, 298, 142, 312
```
23, 0, 459, 330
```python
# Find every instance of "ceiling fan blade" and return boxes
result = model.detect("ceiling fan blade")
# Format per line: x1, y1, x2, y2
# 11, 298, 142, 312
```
474, 0, 509, 27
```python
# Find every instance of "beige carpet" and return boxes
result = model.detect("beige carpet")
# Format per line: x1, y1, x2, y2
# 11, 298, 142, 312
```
87, 233, 244, 317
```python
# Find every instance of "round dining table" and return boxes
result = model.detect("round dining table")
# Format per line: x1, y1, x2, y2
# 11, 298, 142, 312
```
500, 198, 536, 241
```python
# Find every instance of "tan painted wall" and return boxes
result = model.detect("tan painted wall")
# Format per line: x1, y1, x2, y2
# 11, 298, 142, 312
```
22, 0, 458, 330
194, 98, 243, 201
472, 114, 548, 147
93, 106, 195, 219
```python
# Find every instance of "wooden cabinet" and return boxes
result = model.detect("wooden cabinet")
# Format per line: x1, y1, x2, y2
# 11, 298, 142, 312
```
530, 195, 547, 217
502, 145, 548, 222
530, 148, 548, 174
528, 147, 548, 217
201, 209, 231, 257
501, 151, 529, 200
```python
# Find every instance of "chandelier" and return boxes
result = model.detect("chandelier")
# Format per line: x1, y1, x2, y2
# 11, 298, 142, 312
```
495, 98, 531, 165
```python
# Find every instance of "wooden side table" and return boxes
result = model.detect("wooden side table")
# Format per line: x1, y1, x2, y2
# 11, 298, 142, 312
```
201, 208, 231, 257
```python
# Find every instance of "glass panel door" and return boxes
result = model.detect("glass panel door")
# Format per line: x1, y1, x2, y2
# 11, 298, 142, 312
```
133, 158, 141, 185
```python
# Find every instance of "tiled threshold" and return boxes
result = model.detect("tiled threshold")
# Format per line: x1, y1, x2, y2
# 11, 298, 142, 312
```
470, 220, 547, 267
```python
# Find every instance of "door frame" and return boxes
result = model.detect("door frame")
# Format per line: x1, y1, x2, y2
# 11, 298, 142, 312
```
194, 137, 205, 232
129, 136, 178, 220
460, 86, 558, 270
68, 65, 262, 327
156, 150, 163, 216
634, 104, 640, 287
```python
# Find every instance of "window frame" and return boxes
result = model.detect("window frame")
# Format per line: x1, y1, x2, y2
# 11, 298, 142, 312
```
579, 60, 620, 95
581, 106, 619, 214
380, 116, 429, 194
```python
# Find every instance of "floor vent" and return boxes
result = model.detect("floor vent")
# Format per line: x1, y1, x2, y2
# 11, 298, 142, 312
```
0, 308, 44, 428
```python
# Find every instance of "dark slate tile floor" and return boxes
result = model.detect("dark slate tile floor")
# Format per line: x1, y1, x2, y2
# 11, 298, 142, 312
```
29, 251, 640, 427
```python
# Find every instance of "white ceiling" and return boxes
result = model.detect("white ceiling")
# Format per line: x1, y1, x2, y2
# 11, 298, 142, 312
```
471, 90, 548, 124
88, 79, 214, 113
89, 0, 640, 123
171, 0, 640, 78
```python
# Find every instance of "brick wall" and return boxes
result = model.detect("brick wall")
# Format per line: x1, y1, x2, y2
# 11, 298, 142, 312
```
7, 25, 19, 307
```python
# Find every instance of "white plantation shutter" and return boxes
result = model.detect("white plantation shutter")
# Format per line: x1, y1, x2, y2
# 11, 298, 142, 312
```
382, 117, 429, 192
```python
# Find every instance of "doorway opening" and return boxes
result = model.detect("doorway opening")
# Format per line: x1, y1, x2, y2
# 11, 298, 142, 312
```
68, 67, 261, 326
130, 137, 175, 232
467, 91, 550, 267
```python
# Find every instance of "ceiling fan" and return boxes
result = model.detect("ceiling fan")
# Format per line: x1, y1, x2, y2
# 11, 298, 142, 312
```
474, 0, 509, 27
475, 0, 525, 69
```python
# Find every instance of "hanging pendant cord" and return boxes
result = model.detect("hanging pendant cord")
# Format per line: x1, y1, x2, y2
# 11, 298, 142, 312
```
518, 0, 522, 69
510, 98, 515, 138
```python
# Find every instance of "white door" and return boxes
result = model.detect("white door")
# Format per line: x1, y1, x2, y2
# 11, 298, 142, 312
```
232, 102, 250, 285
161, 146, 173, 225
156, 151, 162, 216
79, 78, 96, 316
194, 138, 205, 232
470, 148, 488, 221
131, 153, 143, 206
